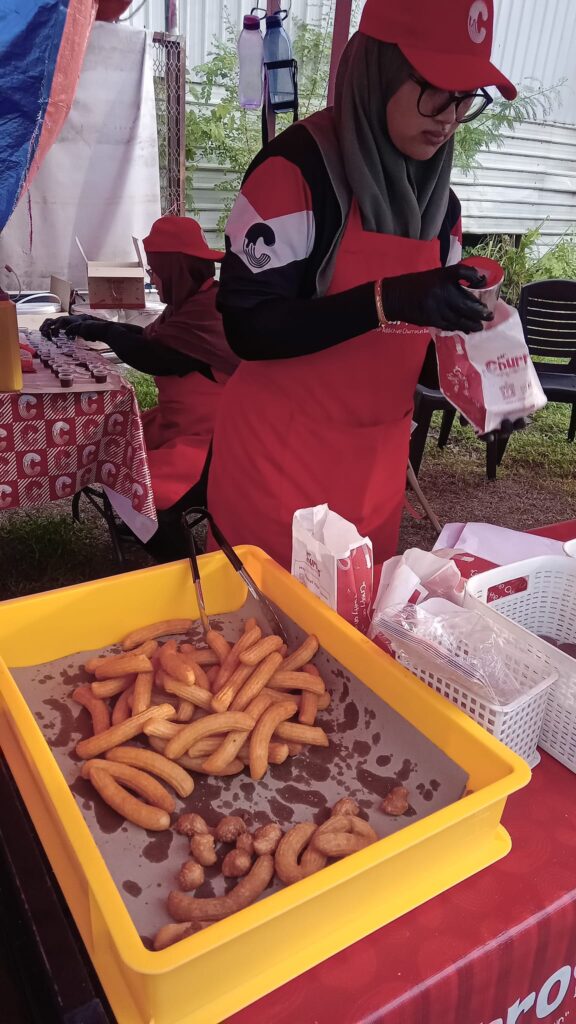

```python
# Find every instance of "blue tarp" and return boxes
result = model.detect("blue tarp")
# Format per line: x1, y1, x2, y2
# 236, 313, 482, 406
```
0, 0, 70, 231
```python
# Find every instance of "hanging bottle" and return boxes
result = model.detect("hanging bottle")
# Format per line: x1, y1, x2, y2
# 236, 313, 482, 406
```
237, 14, 263, 110
0, 288, 23, 392
263, 13, 295, 111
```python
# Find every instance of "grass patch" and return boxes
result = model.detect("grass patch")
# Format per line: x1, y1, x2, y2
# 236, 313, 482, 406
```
425, 400, 576, 480
125, 370, 158, 411
0, 510, 121, 600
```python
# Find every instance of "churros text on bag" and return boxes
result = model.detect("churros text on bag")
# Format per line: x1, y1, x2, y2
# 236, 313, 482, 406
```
433, 300, 547, 435
292, 504, 373, 633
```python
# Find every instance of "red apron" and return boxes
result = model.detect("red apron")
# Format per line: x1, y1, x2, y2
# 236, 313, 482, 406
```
142, 371, 225, 510
208, 200, 440, 567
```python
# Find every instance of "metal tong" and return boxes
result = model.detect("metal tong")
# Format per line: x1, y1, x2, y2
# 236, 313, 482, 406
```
181, 507, 287, 643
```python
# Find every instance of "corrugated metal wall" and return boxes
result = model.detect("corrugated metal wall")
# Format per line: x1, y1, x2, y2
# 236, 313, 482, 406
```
455, 122, 576, 247
126, 0, 576, 123
126, 0, 576, 247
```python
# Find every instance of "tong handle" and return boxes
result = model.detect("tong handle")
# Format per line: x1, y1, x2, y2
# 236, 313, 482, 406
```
209, 517, 243, 572
182, 510, 203, 583
181, 507, 287, 642
181, 510, 211, 634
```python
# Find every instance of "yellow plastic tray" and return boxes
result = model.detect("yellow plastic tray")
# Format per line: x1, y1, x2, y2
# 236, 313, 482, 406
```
0, 547, 530, 1024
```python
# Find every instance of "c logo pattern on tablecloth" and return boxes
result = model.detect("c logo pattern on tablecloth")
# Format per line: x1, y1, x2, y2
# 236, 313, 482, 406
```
76, 417, 102, 443
101, 462, 118, 486
52, 420, 72, 445
131, 481, 147, 511
17, 395, 38, 420
55, 475, 73, 498
0, 452, 16, 477
1, 387, 156, 524
77, 466, 96, 489
15, 421, 46, 449
0, 483, 14, 507
21, 478, 50, 503
80, 393, 99, 414
107, 412, 124, 435
49, 448, 75, 474
22, 452, 43, 477
82, 444, 97, 466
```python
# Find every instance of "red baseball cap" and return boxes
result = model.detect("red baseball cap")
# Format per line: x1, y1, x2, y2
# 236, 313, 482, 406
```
143, 216, 225, 261
359, 0, 516, 100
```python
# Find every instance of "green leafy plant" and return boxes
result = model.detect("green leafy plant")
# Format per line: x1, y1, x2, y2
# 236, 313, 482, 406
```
186, 14, 563, 228
454, 82, 559, 175
186, 13, 335, 227
465, 227, 576, 306
125, 369, 158, 410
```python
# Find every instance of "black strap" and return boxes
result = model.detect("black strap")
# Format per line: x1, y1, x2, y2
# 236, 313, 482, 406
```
261, 58, 299, 147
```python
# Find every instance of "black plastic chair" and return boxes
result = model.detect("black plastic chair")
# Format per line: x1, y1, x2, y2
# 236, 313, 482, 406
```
518, 279, 576, 441
410, 385, 506, 480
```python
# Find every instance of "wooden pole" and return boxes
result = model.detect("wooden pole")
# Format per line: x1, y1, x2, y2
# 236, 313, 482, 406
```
327, 0, 353, 106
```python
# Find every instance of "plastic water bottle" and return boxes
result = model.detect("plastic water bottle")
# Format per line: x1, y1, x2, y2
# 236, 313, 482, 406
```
237, 14, 263, 110
263, 13, 294, 111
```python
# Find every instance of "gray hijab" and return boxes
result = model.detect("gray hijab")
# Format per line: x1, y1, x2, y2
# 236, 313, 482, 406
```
333, 34, 454, 240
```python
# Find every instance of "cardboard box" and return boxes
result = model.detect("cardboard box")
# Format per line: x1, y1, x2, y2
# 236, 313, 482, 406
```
76, 237, 145, 310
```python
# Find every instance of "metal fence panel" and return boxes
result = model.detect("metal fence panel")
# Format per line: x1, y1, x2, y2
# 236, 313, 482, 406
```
152, 32, 186, 215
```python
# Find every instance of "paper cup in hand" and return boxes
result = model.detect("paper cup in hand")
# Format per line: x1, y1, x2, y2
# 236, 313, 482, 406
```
460, 256, 504, 314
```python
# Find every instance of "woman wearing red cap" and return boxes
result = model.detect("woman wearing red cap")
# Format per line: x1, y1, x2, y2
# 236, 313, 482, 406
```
41, 216, 238, 559
207, 0, 517, 568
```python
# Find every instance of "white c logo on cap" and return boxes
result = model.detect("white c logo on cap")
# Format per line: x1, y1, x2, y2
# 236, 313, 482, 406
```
468, 0, 488, 44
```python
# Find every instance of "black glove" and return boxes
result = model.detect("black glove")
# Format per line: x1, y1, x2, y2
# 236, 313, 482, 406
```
39, 314, 99, 339
380, 264, 494, 334
64, 320, 111, 342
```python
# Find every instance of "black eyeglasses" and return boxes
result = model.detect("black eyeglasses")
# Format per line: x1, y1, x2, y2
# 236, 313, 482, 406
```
410, 74, 493, 124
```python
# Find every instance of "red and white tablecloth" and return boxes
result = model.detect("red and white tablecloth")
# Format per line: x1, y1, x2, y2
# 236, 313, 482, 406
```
0, 384, 157, 541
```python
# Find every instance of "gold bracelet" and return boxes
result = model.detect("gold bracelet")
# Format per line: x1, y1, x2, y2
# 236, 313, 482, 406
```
374, 279, 400, 331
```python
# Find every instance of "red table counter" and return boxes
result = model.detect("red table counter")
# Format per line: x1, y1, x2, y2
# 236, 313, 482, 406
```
228, 755, 576, 1024
229, 523, 576, 1024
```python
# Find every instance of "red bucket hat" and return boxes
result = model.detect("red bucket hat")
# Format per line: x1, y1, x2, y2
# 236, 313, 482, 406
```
359, 0, 516, 100
143, 216, 225, 261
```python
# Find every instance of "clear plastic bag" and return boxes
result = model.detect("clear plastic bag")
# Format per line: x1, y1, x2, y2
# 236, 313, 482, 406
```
370, 597, 543, 707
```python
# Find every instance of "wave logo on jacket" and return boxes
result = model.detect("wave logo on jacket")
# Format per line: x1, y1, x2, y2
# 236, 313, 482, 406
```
226, 189, 315, 276
243, 223, 276, 269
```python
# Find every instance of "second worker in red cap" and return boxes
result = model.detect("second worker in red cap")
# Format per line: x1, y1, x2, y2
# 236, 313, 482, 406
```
40, 215, 239, 559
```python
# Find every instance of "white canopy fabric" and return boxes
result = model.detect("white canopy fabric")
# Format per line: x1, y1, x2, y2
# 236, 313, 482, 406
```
0, 22, 161, 293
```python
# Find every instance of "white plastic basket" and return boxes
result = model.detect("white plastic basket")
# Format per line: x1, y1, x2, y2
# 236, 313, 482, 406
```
465, 556, 576, 772
564, 538, 576, 558
398, 638, 553, 769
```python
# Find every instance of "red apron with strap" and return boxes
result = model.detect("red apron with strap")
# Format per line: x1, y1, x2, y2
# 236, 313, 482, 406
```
208, 199, 439, 567
142, 371, 224, 510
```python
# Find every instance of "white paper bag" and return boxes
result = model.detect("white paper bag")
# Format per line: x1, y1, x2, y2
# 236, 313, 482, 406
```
433, 522, 566, 564
291, 504, 373, 633
433, 300, 547, 435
